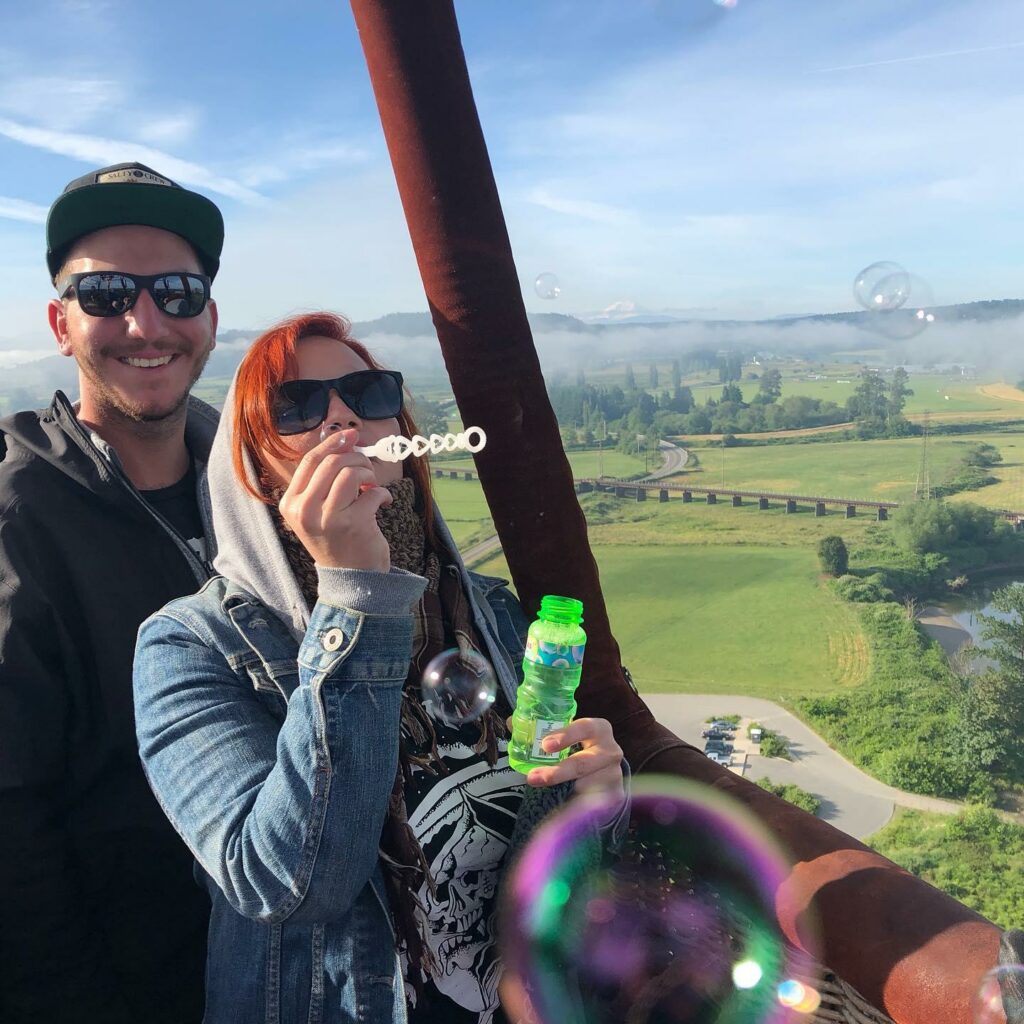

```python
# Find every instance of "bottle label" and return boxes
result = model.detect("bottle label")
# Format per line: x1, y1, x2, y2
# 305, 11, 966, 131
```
531, 719, 568, 760
524, 637, 586, 668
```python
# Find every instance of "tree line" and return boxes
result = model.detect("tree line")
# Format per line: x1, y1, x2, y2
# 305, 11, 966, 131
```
548, 358, 916, 446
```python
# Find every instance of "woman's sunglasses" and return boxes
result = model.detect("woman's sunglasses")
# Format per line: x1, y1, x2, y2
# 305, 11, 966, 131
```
272, 370, 405, 435
57, 271, 211, 319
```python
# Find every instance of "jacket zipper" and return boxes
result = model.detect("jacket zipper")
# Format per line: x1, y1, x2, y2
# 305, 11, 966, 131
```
57, 397, 212, 585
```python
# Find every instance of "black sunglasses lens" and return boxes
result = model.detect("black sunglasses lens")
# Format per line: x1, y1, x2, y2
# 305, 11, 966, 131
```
153, 274, 207, 317
274, 380, 328, 435
345, 372, 403, 419
76, 273, 136, 316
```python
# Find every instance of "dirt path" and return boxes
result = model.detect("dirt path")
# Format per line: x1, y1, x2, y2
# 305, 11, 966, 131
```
978, 383, 1024, 403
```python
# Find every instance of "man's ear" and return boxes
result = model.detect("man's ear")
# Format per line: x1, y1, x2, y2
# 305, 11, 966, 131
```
48, 299, 74, 357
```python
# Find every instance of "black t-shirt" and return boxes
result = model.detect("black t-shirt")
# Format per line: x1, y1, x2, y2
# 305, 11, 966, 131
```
140, 457, 206, 563
403, 710, 523, 1024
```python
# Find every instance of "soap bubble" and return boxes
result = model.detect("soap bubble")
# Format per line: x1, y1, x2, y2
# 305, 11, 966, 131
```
853, 262, 910, 312
501, 775, 817, 1024
535, 272, 562, 300
421, 647, 497, 726
974, 964, 1024, 1024
859, 273, 937, 340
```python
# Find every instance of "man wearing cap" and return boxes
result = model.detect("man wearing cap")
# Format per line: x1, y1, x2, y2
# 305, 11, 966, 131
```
0, 162, 222, 1022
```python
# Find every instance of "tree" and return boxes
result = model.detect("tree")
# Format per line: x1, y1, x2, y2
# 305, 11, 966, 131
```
887, 367, 913, 423
848, 369, 889, 434
671, 359, 681, 389
410, 395, 450, 437
757, 367, 783, 404
624, 363, 636, 390
720, 383, 743, 404
967, 583, 1024, 776
648, 364, 659, 388
818, 535, 849, 576
669, 385, 694, 414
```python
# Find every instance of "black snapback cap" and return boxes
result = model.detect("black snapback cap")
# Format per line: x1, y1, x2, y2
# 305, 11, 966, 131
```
46, 162, 225, 282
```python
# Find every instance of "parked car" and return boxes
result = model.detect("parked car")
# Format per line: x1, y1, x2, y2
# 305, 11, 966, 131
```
709, 720, 737, 733
702, 728, 732, 740
706, 749, 731, 766
704, 738, 734, 755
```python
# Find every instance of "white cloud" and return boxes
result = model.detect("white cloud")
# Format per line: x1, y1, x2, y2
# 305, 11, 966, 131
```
0, 75, 121, 130
0, 195, 47, 224
525, 187, 634, 226
239, 141, 371, 187
0, 117, 265, 204
137, 112, 200, 146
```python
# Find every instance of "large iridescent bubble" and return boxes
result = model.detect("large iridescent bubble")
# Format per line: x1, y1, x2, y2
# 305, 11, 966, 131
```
853, 261, 911, 312
501, 776, 819, 1024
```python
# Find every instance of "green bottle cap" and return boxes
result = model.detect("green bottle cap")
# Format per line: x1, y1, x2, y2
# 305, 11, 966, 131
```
539, 595, 584, 624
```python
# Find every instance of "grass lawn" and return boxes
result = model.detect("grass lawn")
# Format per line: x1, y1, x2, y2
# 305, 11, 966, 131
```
472, 498, 871, 698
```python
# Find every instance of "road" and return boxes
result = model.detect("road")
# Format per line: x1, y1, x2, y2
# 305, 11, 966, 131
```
642, 693, 963, 840
462, 438, 685, 569
640, 439, 687, 480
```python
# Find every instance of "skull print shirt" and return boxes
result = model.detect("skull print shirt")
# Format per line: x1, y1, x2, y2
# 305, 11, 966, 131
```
401, 713, 525, 1023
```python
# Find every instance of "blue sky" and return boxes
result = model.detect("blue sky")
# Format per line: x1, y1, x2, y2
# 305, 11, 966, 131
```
1, 0, 1022, 351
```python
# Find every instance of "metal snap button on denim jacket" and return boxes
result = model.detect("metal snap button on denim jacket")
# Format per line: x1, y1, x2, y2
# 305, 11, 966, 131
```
133, 566, 579, 1024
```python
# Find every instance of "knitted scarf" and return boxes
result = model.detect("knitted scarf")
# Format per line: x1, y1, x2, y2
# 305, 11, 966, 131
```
264, 475, 510, 996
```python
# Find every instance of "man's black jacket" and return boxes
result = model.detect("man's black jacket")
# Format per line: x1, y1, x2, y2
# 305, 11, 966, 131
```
0, 391, 218, 1023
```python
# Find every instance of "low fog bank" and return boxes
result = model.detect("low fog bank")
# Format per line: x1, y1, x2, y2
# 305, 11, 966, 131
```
2, 308, 1022, 409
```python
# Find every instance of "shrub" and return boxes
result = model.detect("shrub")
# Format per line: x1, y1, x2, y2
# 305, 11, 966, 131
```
832, 572, 893, 603
756, 777, 820, 815
759, 731, 790, 759
868, 808, 1024, 929
817, 535, 849, 576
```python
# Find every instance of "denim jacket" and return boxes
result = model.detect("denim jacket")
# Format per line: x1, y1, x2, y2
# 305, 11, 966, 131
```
134, 561, 590, 1024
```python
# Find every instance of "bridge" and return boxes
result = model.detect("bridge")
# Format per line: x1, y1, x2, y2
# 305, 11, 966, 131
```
578, 478, 899, 519
434, 467, 1024, 524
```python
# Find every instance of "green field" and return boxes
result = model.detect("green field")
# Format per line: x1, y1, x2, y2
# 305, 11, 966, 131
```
679, 431, 1024, 508
771, 374, 1018, 417
462, 495, 875, 697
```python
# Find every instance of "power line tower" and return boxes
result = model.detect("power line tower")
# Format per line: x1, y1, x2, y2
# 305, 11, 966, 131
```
915, 411, 931, 500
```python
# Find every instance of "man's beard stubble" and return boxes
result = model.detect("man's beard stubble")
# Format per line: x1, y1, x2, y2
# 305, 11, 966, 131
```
86, 343, 214, 426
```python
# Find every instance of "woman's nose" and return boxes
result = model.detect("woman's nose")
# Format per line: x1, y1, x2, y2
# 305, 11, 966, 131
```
323, 390, 361, 430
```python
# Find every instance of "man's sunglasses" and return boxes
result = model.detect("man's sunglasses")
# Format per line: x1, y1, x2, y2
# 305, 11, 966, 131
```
57, 271, 211, 319
272, 370, 405, 435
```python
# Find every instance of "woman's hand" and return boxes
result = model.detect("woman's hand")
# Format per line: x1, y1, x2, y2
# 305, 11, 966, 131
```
520, 717, 624, 797
278, 428, 392, 572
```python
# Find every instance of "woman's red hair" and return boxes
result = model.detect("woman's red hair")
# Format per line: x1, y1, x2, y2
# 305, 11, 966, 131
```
232, 311, 435, 540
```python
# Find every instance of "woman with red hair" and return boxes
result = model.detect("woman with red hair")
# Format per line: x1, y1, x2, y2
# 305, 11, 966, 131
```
133, 311, 624, 1024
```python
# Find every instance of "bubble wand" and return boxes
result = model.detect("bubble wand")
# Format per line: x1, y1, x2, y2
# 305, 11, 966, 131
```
320, 424, 487, 462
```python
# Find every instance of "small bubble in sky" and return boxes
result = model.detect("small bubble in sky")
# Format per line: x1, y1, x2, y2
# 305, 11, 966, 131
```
534, 272, 561, 300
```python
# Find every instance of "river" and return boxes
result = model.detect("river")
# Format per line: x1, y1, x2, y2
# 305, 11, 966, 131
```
918, 575, 1024, 660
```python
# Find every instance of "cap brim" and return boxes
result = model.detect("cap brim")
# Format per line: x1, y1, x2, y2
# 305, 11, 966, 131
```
47, 182, 224, 280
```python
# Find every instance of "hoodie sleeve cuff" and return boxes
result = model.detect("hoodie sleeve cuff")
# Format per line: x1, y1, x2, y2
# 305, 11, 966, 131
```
314, 565, 426, 615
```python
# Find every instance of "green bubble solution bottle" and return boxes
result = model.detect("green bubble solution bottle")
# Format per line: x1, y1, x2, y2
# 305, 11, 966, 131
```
508, 595, 586, 774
